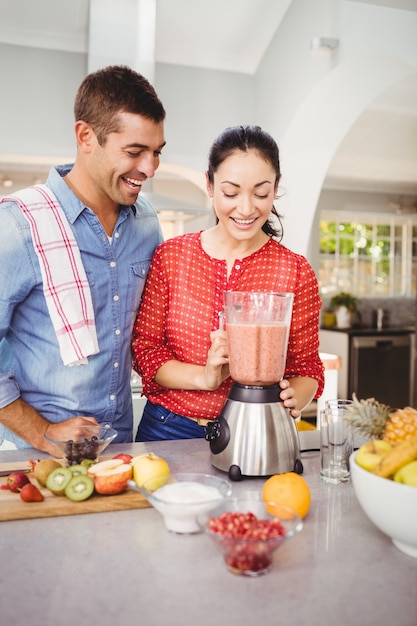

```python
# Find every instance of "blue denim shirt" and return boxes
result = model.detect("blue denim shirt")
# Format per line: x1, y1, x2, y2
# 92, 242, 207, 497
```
0, 165, 163, 447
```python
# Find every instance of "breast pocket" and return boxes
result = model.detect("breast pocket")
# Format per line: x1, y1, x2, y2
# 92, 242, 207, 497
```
127, 260, 151, 314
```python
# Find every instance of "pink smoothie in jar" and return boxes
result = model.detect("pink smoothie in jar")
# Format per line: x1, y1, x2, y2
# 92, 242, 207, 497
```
226, 322, 289, 385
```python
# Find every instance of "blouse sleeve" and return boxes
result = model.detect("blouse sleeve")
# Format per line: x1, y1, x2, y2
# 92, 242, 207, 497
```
132, 246, 176, 391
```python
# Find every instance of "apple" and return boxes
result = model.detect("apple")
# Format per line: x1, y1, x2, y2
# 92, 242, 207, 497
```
1, 471, 31, 493
132, 453, 170, 491
87, 458, 124, 477
393, 460, 417, 487
112, 453, 133, 464
89, 459, 133, 495
355, 440, 392, 472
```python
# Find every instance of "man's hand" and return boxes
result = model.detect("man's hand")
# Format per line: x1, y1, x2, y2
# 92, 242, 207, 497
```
0, 398, 100, 455
43, 416, 100, 455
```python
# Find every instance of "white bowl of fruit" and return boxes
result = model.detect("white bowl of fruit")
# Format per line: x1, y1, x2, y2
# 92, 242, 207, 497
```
346, 396, 417, 558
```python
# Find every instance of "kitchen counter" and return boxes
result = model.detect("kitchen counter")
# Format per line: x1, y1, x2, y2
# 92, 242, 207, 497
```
320, 325, 415, 336
0, 434, 416, 626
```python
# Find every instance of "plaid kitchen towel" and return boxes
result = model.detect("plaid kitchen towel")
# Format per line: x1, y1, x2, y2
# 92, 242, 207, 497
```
2, 184, 99, 366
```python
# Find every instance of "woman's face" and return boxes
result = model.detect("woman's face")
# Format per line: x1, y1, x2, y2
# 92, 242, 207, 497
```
206, 149, 278, 243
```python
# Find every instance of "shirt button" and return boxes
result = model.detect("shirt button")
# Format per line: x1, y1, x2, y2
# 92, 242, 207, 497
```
109, 394, 116, 401
110, 261, 116, 268
113, 295, 119, 302
114, 232, 120, 239
113, 362, 119, 368
115, 329, 121, 336
235, 264, 241, 270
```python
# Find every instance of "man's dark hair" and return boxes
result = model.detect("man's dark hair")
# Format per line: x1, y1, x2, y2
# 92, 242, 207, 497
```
74, 65, 166, 145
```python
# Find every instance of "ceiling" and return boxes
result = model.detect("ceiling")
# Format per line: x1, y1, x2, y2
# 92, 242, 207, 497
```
0, 0, 417, 204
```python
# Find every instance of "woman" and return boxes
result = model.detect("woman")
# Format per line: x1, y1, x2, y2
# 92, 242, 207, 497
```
132, 125, 324, 441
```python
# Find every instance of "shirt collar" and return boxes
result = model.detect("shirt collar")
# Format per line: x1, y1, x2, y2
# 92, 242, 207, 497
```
46, 164, 136, 223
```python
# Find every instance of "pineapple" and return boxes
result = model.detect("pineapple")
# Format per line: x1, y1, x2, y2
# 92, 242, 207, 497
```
345, 393, 417, 445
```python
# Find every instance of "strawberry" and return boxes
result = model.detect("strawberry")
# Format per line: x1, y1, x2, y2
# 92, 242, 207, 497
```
20, 483, 44, 502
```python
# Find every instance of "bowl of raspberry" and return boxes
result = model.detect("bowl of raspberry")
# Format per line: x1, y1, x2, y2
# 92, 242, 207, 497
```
197, 493, 303, 576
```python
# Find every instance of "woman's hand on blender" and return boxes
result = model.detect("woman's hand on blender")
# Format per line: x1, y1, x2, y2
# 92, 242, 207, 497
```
279, 379, 301, 419
279, 376, 318, 419
203, 329, 230, 390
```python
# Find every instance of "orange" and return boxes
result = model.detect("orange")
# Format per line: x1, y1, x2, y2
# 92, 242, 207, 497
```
296, 420, 316, 431
262, 472, 311, 519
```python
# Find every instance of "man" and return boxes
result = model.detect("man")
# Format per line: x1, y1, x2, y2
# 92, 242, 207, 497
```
0, 65, 166, 454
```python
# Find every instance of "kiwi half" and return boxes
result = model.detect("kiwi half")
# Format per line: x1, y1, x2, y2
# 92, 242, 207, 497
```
64, 474, 94, 502
46, 467, 73, 495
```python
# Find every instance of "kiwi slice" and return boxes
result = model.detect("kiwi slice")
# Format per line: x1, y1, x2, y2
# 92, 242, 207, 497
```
69, 464, 88, 476
80, 458, 96, 469
65, 474, 94, 502
46, 467, 73, 496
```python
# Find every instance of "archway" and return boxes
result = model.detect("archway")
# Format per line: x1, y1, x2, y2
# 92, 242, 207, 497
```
279, 55, 417, 260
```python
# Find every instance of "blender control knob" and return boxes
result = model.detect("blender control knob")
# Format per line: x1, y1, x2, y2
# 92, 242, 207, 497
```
204, 416, 230, 454
204, 420, 220, 441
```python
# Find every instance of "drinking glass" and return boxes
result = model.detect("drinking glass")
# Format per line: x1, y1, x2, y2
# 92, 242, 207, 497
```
320, 399, 354, 484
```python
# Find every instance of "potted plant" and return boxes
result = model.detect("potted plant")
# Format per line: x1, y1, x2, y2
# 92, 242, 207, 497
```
330, 292, 358, 328
322, 306, 337, 328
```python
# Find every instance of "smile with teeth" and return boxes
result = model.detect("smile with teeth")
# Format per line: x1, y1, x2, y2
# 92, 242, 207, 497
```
123, 176, 143, 188
232, 217, 257, 225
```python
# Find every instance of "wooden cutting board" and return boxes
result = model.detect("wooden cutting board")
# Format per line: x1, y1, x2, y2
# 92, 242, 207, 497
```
0, 460, 151, 521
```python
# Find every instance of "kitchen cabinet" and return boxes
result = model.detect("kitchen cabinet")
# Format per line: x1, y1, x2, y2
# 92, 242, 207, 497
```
319, 327, 415, 408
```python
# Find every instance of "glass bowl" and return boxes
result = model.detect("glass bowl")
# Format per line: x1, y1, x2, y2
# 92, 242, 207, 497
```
45, 425, 118, 466
128, 472, 232, 534
197, 494, 303, 576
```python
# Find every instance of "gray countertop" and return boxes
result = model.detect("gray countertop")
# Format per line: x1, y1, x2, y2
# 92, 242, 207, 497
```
0, 433, 416, 626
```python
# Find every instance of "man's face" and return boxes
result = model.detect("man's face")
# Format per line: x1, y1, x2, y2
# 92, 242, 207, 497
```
90, 111, 166, 207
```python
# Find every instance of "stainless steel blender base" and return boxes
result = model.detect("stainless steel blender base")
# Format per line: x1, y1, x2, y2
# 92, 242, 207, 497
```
206, 397, 303, 480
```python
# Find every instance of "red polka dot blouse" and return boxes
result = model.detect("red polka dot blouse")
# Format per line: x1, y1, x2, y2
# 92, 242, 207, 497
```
132, 232, 324, 421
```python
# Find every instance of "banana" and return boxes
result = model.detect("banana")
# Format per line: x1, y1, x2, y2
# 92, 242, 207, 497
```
372, 435, 417, 478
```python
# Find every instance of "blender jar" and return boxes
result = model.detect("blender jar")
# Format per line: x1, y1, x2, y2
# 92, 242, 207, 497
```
224, 292, 294, 386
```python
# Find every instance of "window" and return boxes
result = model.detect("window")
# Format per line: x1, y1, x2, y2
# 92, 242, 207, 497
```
319, 211, 417, 298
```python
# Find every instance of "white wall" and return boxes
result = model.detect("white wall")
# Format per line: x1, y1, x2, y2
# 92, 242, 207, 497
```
1, 0, 416, 262
256, 0, 417, 257
0, 43, 85, 158
155, 63, 255, 173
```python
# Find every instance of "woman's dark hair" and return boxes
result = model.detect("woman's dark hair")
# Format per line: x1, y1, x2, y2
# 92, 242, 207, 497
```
207, 125, 283, 240
74, 65, 166, 146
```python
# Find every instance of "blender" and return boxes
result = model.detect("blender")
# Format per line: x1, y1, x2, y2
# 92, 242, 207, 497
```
205, 291, 303, 481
